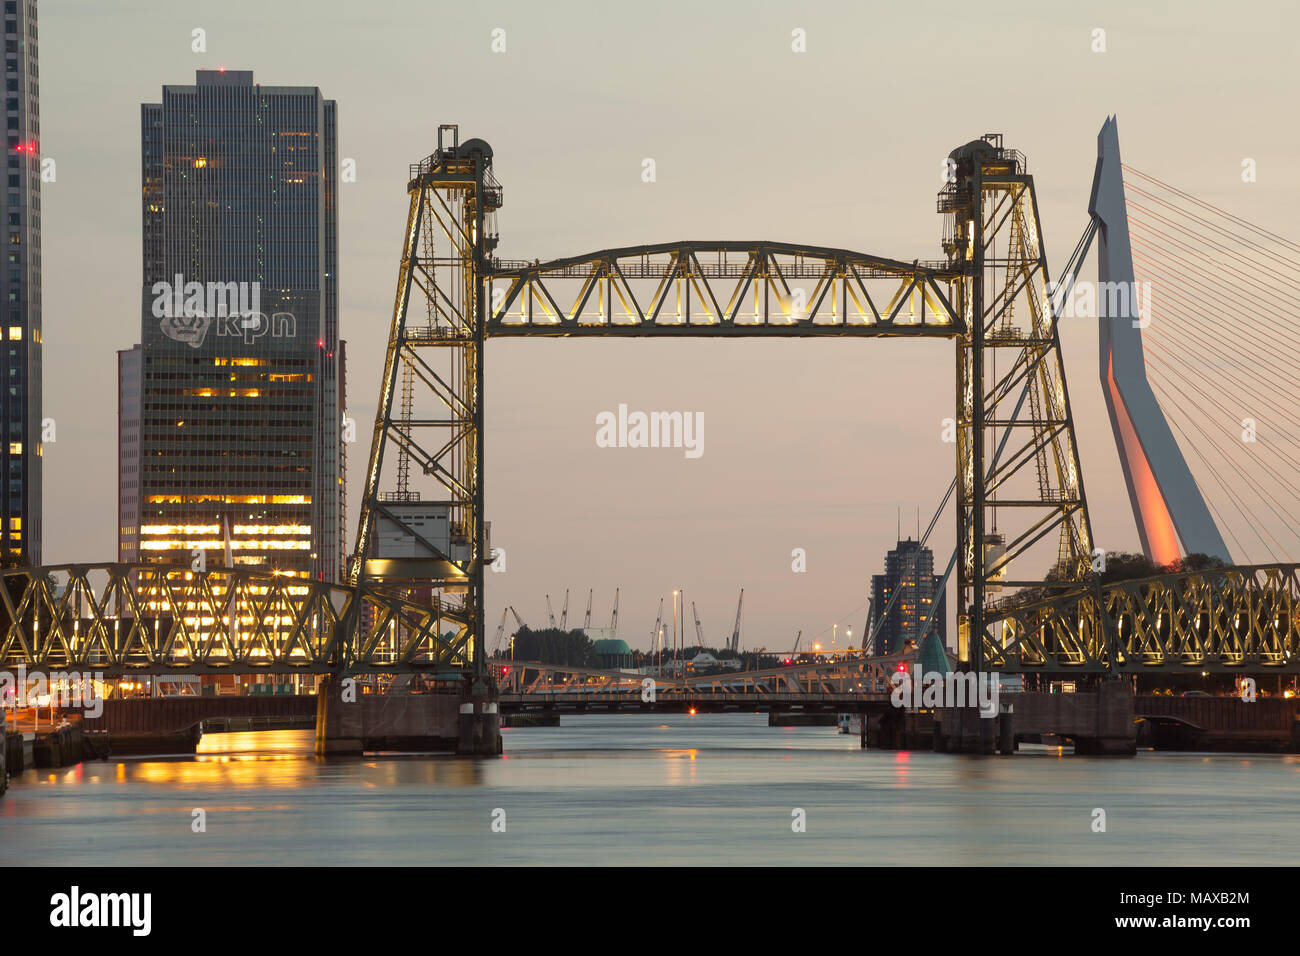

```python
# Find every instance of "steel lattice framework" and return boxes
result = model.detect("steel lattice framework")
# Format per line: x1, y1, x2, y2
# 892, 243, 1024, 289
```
984, 563, 1300, 672
486, 242, 961, 336
941, 136, 1095, 670
0, 564, 471, 677
4, 126, 1289, 678
346, 127, 499, 682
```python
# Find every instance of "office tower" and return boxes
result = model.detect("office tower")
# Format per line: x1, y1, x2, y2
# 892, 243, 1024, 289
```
2, 0, 40, 564
120, 69, 341, 581
869, 537, 947, 656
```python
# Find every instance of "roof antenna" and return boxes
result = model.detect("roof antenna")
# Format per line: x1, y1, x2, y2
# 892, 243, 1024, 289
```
897, 507, 901, 541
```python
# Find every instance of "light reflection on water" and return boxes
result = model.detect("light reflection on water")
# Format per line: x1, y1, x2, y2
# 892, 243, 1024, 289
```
2, 714, 1297, 865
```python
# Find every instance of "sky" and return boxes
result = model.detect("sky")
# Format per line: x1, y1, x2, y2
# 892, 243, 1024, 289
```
37, 0, 1300, 653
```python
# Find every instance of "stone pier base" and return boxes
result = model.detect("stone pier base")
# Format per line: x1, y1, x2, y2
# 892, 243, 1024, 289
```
934, 683, 1135, 756
315, 679, 502, 756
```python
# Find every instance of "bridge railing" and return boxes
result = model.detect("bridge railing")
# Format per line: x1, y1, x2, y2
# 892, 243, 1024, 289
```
494, 652, 911, 699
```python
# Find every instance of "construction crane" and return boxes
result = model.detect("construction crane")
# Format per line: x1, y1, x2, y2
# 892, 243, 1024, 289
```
582, 588, 593, 629
649, 598, 663, 650
509, 606, 528, 631
728, 588, 744, 653
559, 589, 570, 631
546, 594, 556, 629
692, 601, 705, 648
609, 588, 619, 637
491, 608, 508, 656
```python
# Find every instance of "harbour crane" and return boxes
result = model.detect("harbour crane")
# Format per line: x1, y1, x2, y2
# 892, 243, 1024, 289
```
792, 629, 802, 654
609, 587, 619, 637
692, 601, 705, 649
491, 608, 508, 656
729, 588, 744, 653
509, 606, 528, 631
546, 594, 556, 629
583, 588, 593, 629
559, 589, 570, 631
650, 598, 663, 654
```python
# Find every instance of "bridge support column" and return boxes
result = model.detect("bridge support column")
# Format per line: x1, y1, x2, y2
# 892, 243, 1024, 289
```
314, 678, 501, 756
456, 684, 502, 756
997, 711, 1015, 754
1005, 683, 1136, 756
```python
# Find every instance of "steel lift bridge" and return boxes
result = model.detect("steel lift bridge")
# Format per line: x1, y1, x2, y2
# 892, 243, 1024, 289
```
5, 122, 1300, 686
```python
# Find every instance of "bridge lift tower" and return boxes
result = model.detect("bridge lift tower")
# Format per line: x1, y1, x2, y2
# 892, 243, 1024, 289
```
346, 126, 501, 679
939, 135, 1096, 673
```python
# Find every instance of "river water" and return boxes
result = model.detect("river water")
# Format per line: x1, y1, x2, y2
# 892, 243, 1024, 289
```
1, 713, 1294, 866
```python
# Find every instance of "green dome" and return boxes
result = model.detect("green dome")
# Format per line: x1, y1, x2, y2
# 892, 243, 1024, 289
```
593, 639, 632, 655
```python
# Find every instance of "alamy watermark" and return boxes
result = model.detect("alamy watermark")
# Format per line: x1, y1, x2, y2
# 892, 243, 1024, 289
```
150, 275, 297, 348
595, 403, 704, 459
1047, 277, 1153, 328
889, 665, 1000, 718
0, 666, 105, 719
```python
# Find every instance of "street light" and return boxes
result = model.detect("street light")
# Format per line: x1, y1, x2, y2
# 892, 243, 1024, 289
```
672, 590, 679, 676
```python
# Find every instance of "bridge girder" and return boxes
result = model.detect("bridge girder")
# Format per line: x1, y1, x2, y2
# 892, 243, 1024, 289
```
486, 241, 962, 336
0, 564, 473, 677
983, 562, 1300, 673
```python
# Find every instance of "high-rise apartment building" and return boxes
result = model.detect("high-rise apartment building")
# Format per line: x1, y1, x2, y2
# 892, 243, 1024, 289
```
120, 69, 342, 581
869, 537, 947, 656
2, 0, 40, 565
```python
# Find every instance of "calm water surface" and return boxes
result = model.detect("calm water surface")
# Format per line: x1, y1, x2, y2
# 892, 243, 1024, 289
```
1, 713, 1294, 865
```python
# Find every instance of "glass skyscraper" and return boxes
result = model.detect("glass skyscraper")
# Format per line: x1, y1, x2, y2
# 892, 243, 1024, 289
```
2, 0, 40, 565
120, 69, 343, 582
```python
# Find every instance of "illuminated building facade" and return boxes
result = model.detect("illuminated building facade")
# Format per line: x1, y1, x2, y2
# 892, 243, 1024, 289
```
869, 538, 946, 656
3, 0, 41, 564
120, 69, 342, 583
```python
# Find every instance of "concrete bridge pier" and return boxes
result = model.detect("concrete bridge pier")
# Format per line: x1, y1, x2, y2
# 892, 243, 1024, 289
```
457, 690, 503, 756
315, 677, 502, 757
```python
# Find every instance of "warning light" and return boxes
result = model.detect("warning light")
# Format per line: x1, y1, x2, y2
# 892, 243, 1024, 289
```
500, 667, 508, 675
317, 339, 324, 347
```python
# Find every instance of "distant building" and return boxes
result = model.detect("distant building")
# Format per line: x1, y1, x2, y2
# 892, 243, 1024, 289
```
869, 538, 947, 656
119, 69, 343, 580
593, 638, 633, 670
3, 0, 42, 564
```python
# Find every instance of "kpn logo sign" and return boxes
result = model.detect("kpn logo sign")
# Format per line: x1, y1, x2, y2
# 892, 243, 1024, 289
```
151, 275, 297, 348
